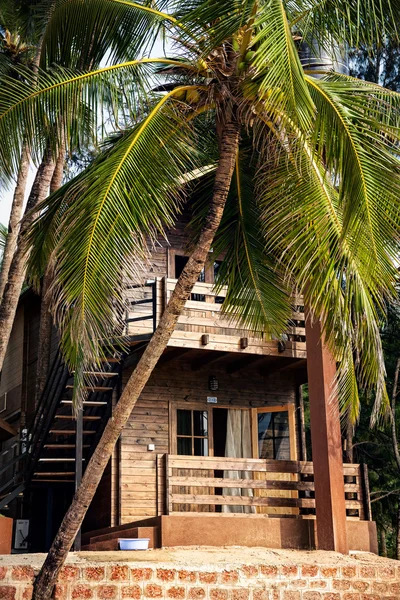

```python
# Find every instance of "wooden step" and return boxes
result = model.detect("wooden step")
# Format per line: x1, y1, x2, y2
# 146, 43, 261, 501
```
66, 385, 113, 392
61, 400, 107, 407
49, 430, 96, 435
81, 372, 118, 378
32, 479, 74, 483
33, 472, 75, 476
55, 415, 101, 421
39, 458, 85, 462
44, 444, 90, 449
81, 517, 160, 545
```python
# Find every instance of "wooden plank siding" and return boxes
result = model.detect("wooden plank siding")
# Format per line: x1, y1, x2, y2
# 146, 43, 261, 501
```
0, 305, 25, 421
119, 354, 300, 525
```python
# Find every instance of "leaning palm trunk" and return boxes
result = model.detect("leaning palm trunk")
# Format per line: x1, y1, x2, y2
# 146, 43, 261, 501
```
0, 150, 56, 372
32, 121, 240, 600
34, 145, 65, 404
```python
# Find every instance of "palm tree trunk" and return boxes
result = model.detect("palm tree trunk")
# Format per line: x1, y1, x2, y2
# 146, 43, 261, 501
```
380, 527, 388, 557
32, 120, 240, 600
344, 422, 354, 463
34, 145, 65, 404
391, 359, 400, 472
0, 34, 46, 302
0, 145, 31, 301
0, 149, 56, 372
397, 500, 400, 560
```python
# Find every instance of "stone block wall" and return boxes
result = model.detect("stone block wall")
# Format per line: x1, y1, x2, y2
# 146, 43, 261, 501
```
0, 552, 399, 600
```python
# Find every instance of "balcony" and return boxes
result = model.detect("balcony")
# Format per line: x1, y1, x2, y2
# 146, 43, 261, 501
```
164, 455, 370, 520
125, 278, 307, 358
149, 454, 375, 550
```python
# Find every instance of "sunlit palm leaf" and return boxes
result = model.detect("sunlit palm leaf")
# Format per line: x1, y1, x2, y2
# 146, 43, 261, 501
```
255, 109, 393, 422
41, 0, 176, 68
306, 75, 400, 295
27, 91, 207, 396
0, 57, 194, 182
289, 0, 400, 48
251, 0, 314, 129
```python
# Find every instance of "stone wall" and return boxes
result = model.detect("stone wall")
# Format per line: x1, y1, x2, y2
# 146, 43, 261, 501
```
0, 549, 399, 600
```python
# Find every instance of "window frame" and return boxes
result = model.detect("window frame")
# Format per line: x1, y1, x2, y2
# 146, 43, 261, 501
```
251, 405, 297, 461
169, 402, 214, 456
169, 402, 297, 461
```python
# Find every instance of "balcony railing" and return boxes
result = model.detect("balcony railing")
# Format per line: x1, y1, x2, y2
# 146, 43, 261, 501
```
165, 455, 371, 521
125, 278, 307, 357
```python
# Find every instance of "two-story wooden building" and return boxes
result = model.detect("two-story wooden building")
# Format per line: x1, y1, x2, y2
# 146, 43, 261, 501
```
0, 208, 377, 555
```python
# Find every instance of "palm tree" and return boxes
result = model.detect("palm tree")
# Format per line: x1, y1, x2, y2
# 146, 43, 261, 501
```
1, 1, 400, 598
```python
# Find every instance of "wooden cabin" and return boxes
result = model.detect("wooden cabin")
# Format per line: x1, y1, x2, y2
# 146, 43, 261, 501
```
0, 209, 377, 555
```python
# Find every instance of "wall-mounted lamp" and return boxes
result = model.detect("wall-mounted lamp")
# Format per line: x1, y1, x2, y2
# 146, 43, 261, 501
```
240, 337, 249, 350
278, 340, 286, 353
209, 375, 219, 391
201, 334, 209, 346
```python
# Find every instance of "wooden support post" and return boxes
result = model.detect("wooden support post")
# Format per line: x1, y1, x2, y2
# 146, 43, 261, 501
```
305, 314, 348, 554
73, 406, 83, 551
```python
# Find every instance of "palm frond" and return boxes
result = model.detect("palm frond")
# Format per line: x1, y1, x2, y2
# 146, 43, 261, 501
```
255, 110, 394, 423
0, 57, 196, 182
289, 0, 400, 49
41, 0, 177, 68
305, 74, 400, 296
27, 91, 207, 400
174, 0, 258, 53
251, 0, 314, 129
191, 140, 292, 337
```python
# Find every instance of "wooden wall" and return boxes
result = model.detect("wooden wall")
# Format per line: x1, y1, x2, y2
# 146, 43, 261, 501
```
0, 304, 25, 422
118, 353, 299, 525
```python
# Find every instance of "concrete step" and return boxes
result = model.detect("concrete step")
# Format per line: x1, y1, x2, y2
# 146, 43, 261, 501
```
86, 526, 159, 550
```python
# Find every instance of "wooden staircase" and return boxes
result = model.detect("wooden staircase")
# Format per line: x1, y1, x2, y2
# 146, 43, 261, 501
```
30, 366, 120, 487
0, 281, 158, 516
0, 352, 123, 510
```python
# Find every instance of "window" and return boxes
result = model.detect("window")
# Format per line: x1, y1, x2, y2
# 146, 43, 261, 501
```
252, 406, 296, 461
174, 255, 205, 301
176, 409, 210, 456
213, 261, 224, 304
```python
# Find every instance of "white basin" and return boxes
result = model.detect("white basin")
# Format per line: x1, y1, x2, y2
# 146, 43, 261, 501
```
118, 538, 150, 550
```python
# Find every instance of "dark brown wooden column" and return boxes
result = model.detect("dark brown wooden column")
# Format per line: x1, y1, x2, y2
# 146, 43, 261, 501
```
305, 313, 348, 554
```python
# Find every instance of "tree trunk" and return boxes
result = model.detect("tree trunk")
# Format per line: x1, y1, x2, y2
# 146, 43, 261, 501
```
344, 422, 354, 463
32, 120, 240, 600
0, 32, 46, 302
397, 500, 400, 560
0, 150, 56, 372
34, 145, 65, 404
380, 527, 388, 557
0, 145, 31, 301
391, 359, 400, 473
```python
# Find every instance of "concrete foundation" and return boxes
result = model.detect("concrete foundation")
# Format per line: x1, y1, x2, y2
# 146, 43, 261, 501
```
160, 515, 378, 553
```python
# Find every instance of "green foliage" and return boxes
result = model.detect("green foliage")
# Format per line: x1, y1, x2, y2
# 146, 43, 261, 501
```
1, 0, 400, 415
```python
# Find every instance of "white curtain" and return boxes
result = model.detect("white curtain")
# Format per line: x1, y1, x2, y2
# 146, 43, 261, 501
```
222, 409, 255, 513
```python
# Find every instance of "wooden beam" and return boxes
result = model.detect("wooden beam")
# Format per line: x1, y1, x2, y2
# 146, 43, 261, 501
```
261, 358, 307, 379
157, 348, 192, 366
191, 351, 230, 371
226, 355, 266, 374
305, 313, 348, 554
0, 418, 17, 439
